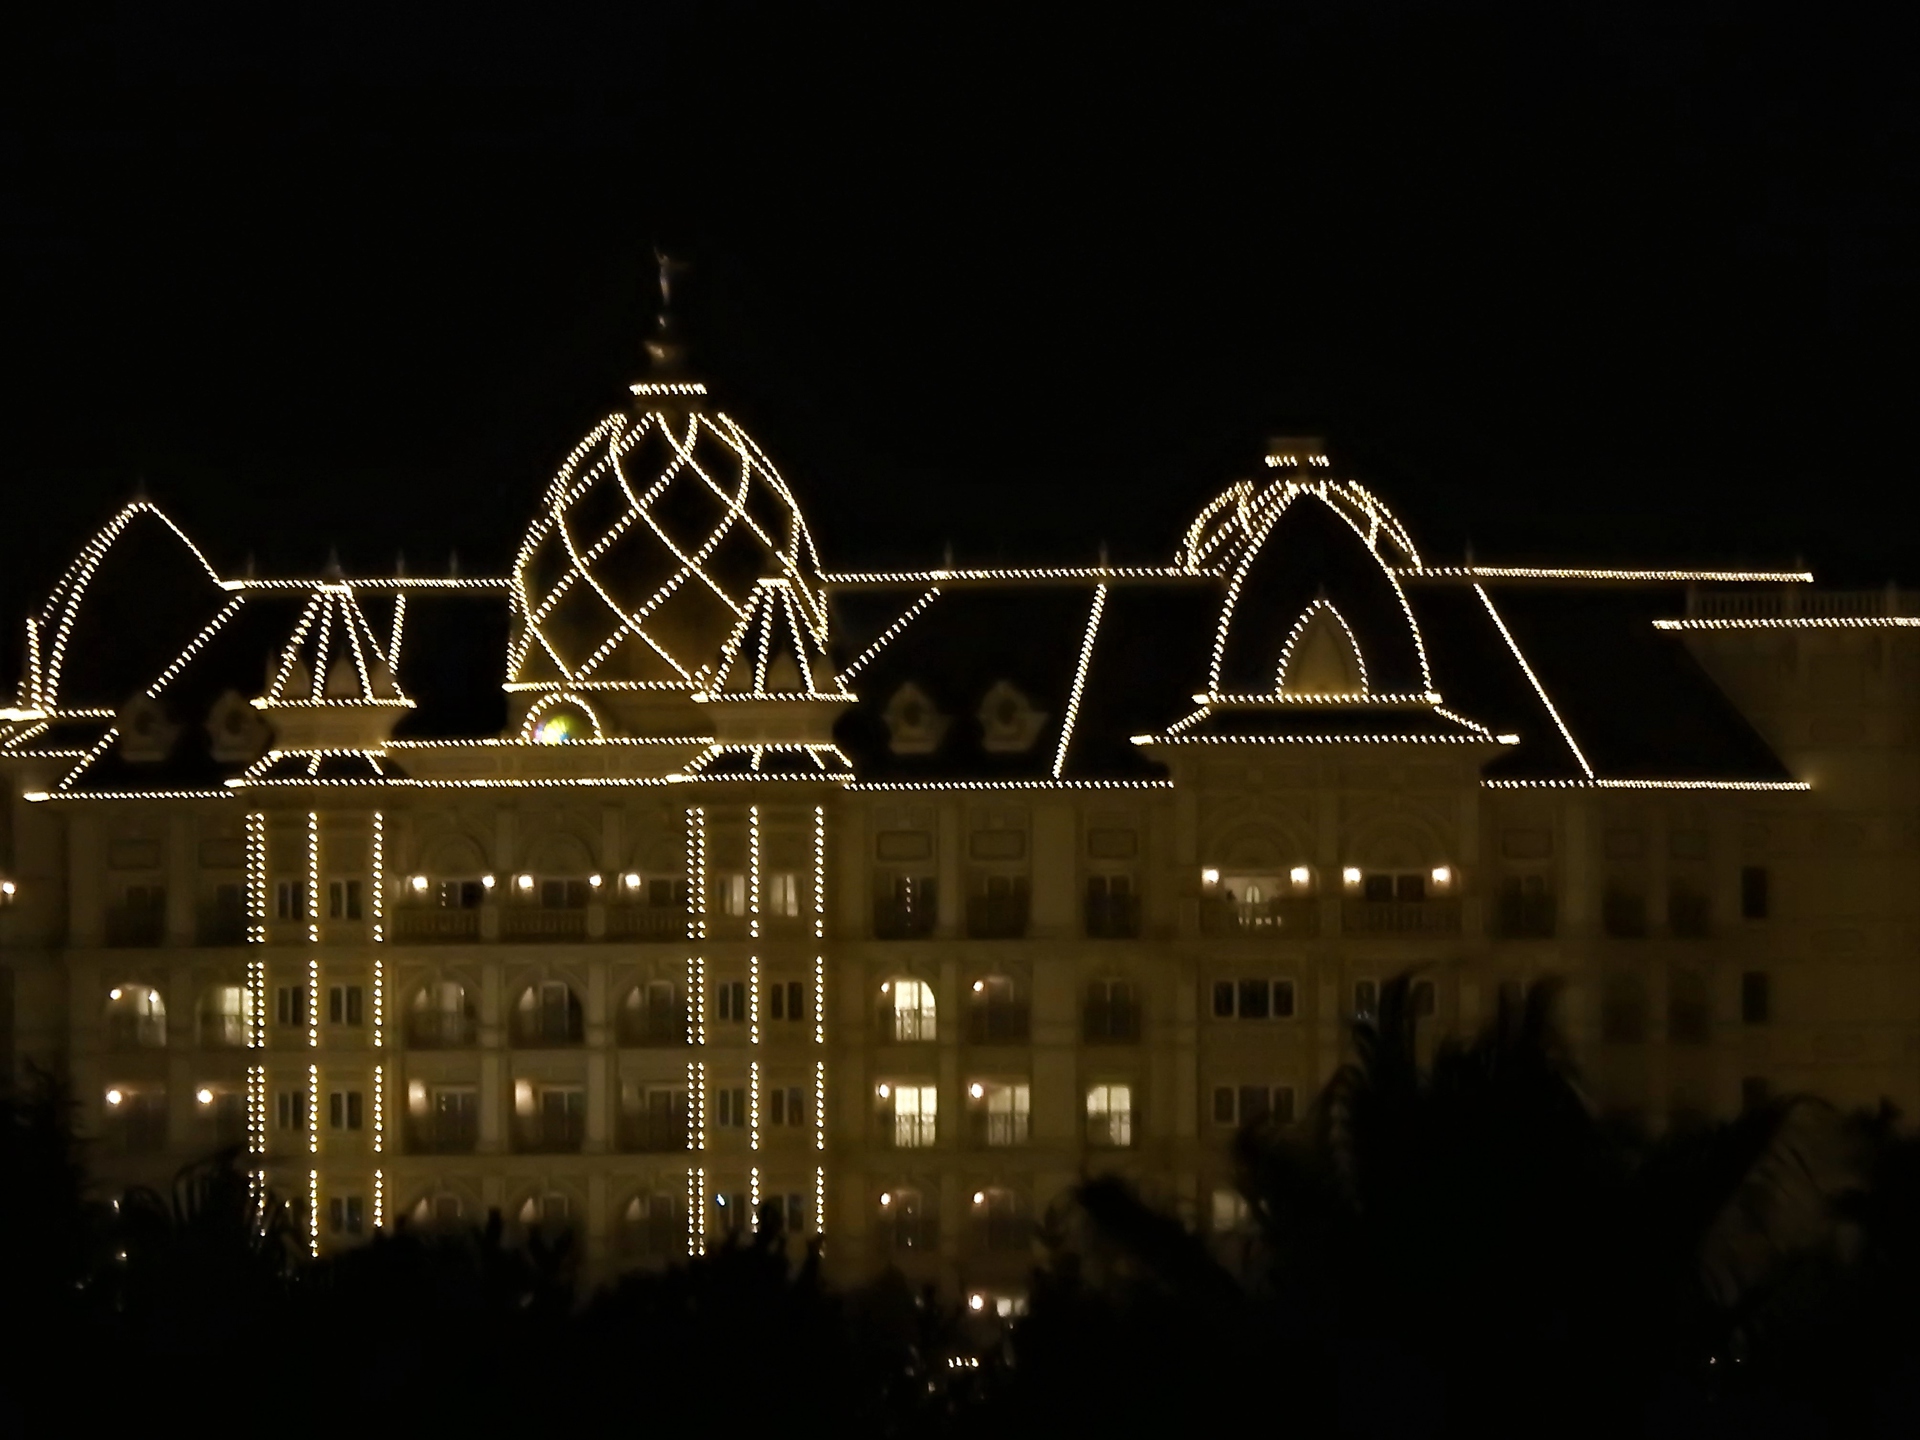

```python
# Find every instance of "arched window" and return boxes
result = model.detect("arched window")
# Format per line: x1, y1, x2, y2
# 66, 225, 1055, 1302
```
881, 977, 936, 1042
877, 1186, 936, 1252
513, 1191, 576, 1242
617, 979, 685, 1047
525, 696, 599, 745
198, 983, 253, 1049
512, 980, 584, 1047
966, 974, 1027, 1044
406, 980, 475, 1048
104, 985, 166, 1049
408, 1191, 468, 1231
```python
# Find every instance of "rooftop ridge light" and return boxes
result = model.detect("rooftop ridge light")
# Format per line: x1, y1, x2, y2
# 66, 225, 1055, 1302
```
220, 577, 510, 591
823, 566, 1200, 585
1484, 778, 1811, 791
1052, 583, 1108, 778
1475, 583, 1593, 779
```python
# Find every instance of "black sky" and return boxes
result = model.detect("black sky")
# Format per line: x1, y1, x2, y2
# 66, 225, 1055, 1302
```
3, 1, 1916, 653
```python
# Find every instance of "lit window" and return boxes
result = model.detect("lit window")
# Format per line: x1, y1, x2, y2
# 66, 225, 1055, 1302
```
767, 872, 800, 917
886, 979, 937, 1042
1086, 1083, 1133, 1148
887, 1083, 938, 1148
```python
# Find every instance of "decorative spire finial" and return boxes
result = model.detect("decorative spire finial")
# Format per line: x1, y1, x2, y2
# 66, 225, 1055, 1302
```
645, 245, 692, 378
323, 546, 344, 581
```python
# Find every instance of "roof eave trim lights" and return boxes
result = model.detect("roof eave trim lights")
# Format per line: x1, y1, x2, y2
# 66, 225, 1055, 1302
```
823, 567, 1198, 585
1198, 691, 1443, 707
847, 780, 1173, 792
221, 578, 510, 592
1133, 733, 1515, 746
1401, 566, 1816, 583
837, 587, 941, 686
629, 382, 709, 397
1652, 617, 1920, 630
1483, 778, 1811, 791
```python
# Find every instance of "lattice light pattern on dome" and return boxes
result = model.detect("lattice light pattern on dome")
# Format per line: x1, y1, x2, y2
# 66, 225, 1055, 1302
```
258, 585, 411, 710
507, 405, 828, 692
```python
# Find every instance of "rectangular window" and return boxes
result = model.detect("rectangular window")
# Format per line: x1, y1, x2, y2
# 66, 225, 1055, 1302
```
274, 880, 306, 921
767, 979, 807, 1023
976, 1081, 1030, 1146
968, 830, 1026, 861
716, 874, 747, 917
1740, 866, 1770, 920
1086, 1083, 1133, 1148
876, 830, 933, 862
327, 985, 365, 1026
1237, 978, 1270, 1020
1210, 1188, 1251, 1234
717, 981, 747, 1024
714, 1086, 748, 1128
1273, 979, 1296, 1018
890, 1084, 938, 1148
435, 880, 484, 910
767, 1086, 806, 1126
327, 879, 364, 921
1212, 1085, 1236, 1125
276, 1090, 308, 1131
767, 872, 800, 917
276, 985, 308, 1028
328, 1091, 364, 1130
1741, 971, 1771, 1026
1211, 981, 1235, 1018
1212, 1085, 1296, 1127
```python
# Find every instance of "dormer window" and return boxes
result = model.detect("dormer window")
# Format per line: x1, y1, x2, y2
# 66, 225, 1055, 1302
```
978, 680, 1046, 753
884, 683, 948, 756
117, 697, 179, 764
205, 690, 269, 764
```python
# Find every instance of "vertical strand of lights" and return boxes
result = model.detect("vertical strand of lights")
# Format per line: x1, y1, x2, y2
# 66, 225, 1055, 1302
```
308, 1166, 319, 1258
812, 805, 826, 1238
370, 810, 386, 951
748, 804, 761, 1219
307, 1057, 320, 1258
245, 812, 267, 1213
306, 811, 320, 948
814, 1160, 825, 1244
687, 804, 706, 1257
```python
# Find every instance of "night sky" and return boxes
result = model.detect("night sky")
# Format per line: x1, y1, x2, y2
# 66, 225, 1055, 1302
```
3, 2, 1915, 659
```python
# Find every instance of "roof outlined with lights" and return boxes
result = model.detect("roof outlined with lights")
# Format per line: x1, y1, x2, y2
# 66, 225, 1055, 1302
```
1, 379, 1824, 799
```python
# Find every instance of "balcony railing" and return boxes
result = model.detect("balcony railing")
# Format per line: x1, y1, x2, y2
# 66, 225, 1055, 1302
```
1667, 893, 1711, 939
198, 1014, 250, 1050
196, 903, 248, 947
964, 1004, 1030, 1045
1493, 893, 1556, 939
616, 1011, 688, 1047
1085, 892, 1141, 939
967, 1111, 1030, 1147
1083, 1000, 1141, 1045
105, 906, 166, 948
873, 889, 937, 940
966, 891, 1030, 940
606, 905, 685, 941
1199, 896, 1320, 938
501, 908, 588, 942
393, 908, 482, 943
511, 1014, 584, 1048
513, 1114, 585, 1154
405, 1011, 478, 1049
1340, 898, 1462, 935
618, 1113, 690, 1153
107, 1014, 166, 1050
408, 1116, 479, 1155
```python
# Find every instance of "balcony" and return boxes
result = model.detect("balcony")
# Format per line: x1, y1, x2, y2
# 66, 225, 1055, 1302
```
967, 1111, 1030, 1147
198, 1014, 250, 1050
393, 908, 482, 943
1493, 892, 1556, 939
513, 1111, 585, 1155
501, 907, 588, 942
1083, 999, 1141, 1045
1198, 895, 1319, 938
408, 1115, 479, 1155
1667, 892, 1711, 939
405, 1011, 478, 1049
1603, 892, 1648, 939
966, 890, 1030, 940
196, 901, 248, 947
1340, 899, 1461, 935
971, 1212, 1033, 1254
606, 904, 684, 941
105, 906, 166, 948
964, 1004, 1030, 1046
616, 1010, 687, 1048
873, 881, 937, 940
618, 1111, 690, 1154
1085, 891, 1141, 939
107, 1014, 167, 1050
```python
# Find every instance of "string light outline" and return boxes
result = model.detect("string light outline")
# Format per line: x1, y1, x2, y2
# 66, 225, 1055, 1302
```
1053, 584, 1108, 778
1474, 582, 1594, 779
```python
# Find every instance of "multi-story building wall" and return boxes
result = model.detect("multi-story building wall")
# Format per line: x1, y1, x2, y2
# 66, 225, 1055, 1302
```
3, 325, 1917, 1303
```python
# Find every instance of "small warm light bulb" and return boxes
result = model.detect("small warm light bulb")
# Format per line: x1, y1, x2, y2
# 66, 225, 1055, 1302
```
105, 1089, 123, 1106
880, 981, 891, 993
969, 1294, 985, 1311
879, 1192, 891, 1206
410, 875, 428, 893
972, 980, 984, 993
481, 874, 496, 890
589, 874, 602, 888
973, 1191, 985, 1205
1290, 866, 1311, 887
148, 991, 159, 1003
196, 1088, 214, 1105
109, 988, 123, 1001
624, 872, 640, 888
1, 880, 15, 896
1431, 866, 1452, 886
877, 1083, 891, 1099
516, 874, 533, 891
1342, 867, 1362, 886
1201, 868, 1220, 886
969, 1083, 984, 1099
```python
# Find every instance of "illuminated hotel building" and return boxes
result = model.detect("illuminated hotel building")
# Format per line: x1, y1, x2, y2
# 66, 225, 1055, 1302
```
3, 311, 1917, 1300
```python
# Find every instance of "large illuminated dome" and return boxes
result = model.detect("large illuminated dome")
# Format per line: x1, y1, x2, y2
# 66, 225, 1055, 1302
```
506, 387, 828, 699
